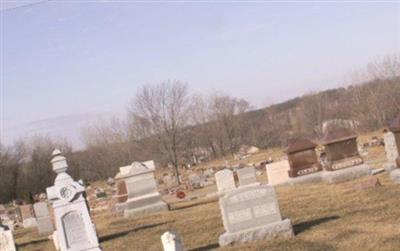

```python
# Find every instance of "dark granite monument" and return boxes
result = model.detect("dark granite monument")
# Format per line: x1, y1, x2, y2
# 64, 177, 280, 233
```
322, 127, 363, 171
321, 124, 371, 183
286, 138, 322, 177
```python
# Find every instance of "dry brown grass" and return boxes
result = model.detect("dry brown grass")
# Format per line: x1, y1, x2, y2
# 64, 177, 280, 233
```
15, 133, 400, 251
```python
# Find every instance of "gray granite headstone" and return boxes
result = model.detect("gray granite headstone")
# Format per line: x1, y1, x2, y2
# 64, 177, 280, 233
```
384, 132, 399, 169
237, 167, 258, 186
115, 162, 167, 218
34, 202, 54, 236
218, 185, 293, 246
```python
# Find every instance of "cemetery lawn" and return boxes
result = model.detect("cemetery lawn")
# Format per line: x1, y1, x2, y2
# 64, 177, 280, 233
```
15, 136, 400, 251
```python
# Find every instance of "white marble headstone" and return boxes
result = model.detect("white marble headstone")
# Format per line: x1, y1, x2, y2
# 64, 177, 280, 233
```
0, 225, 16, 251
161, 231, 183, 251
215, 169, 236, 194
46, 150, 101, 251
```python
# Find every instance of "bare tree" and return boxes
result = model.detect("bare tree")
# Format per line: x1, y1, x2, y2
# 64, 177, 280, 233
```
210, 95, 251, 156
128, 81, 191, 185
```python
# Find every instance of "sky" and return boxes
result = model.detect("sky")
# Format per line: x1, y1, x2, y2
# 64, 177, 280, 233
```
1, 1, 400, 149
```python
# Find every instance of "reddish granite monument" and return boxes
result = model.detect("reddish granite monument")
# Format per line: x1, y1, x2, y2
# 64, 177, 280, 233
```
321, 127, 363, 171
286, 138, 322, 177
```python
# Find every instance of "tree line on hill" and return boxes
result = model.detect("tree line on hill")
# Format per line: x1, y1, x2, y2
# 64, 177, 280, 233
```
0, 54, 399, 203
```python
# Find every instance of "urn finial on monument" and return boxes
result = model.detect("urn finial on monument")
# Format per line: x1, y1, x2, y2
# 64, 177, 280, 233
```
51, 149, 68, 174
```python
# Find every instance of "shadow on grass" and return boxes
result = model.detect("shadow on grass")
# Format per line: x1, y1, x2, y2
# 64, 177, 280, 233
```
99, 221, 173, 243
170, 198, 218, 211
188, 243, 220, 251
17, 238, 49, 248
293, 215, 340, 235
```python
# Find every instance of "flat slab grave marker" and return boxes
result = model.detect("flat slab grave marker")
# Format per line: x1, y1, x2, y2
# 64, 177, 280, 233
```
218, 185, 293, 246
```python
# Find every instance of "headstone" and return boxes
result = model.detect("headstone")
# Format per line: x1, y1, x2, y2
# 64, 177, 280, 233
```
383, 132, 399, 169
33, 202, 54, 235
188, 173, 202, 189
20, 205, 37, 229
321, 125, 371, 183
215, 169, 236, 194
286, 138, 322, 177
161, 231, 183, 251
237, 167, 258, 186
388, 114, 400, 183
114, 161, 168, 218
266, 160, 290, 186
46, 149, 101, 251
0, 224, 16, 251
142, 160, 156, 170
218, 185, 293, 246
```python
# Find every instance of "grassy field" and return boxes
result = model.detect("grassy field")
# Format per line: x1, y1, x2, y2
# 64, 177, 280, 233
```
15, 133, 400, 251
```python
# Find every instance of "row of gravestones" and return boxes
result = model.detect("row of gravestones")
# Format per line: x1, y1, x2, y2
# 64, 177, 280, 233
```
2, 116, 399, 251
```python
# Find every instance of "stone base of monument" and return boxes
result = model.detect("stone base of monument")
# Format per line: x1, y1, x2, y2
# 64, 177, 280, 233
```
390, 169, 400, 184
322, 164, 371, 184
288, 172, 323, 185
218, 218, 293, 247
124, 194, 168, 218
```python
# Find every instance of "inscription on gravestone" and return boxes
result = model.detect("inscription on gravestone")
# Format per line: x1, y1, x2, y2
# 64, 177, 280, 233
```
220, 186, 281, 233
218, 185, 293, 246
62, 211, 88, 249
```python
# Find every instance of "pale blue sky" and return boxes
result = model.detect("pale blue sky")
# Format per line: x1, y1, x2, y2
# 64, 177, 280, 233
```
1, 1, 399, 148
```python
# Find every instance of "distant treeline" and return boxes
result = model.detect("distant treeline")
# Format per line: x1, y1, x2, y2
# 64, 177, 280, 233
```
1, 54, 399, 203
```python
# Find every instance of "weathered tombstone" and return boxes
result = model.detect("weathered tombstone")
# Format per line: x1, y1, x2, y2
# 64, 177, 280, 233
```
266, 160, 290, 186
237, 166, 258, 186
33, 202, 54, 235
161, 231, 183, 251
20, 204, 37, 229
383, 132, 399, 170
0, 223, 16, 251
218, 185, 293, 246
188, 173, 202, 189
388, 114, 400, 183
114, 162, 168, 218
215, 169, 236, 194
285, 138, 323, 184
321, 125, 371, 183
46, 149, 101, 251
